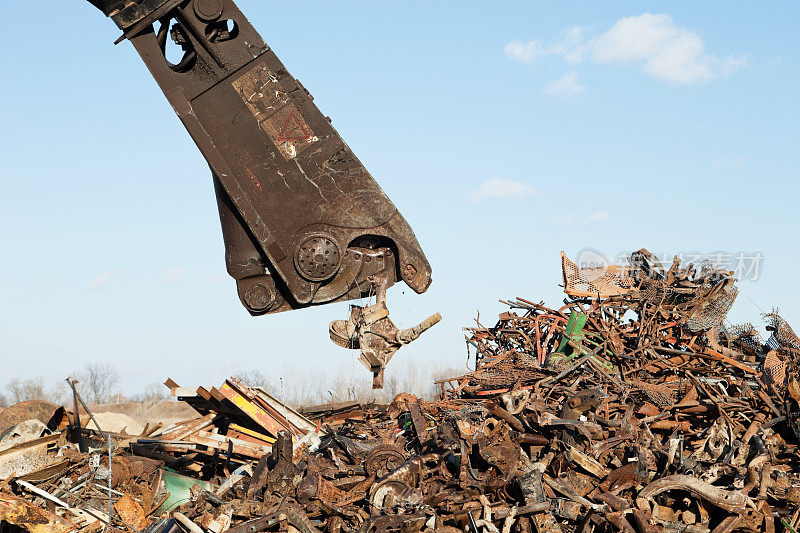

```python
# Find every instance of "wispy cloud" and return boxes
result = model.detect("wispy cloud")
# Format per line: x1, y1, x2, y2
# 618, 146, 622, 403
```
504, 27, 585, 65
88, 270, 118, 290
544, 72, 585, 99
506, 13, 747, 86
160, 267, 183, 283
712, 155, 745, 168
582, 211, 611, 222
471, 177, 537, 202
550, 211, 611, 224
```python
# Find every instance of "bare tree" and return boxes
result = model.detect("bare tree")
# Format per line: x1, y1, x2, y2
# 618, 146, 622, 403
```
6, 377, 47, 403
233, 369, 266, 388
0, 392, 8, 409
132, 382, 169, 402
427, 365, 465, 401
327, 369, 374, 404
228, 358, 466, 409
46, 381, 72, 406
78, 363, 120, 404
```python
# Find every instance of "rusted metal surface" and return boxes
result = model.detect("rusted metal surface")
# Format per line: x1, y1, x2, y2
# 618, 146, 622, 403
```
0, 492, 76, 533
164, 377, 319, 443
329, 277, 441, 388
113, 493, 147, 530
85, 0, 432, 316
441, 249, 800, 531
301, 402, 365, 426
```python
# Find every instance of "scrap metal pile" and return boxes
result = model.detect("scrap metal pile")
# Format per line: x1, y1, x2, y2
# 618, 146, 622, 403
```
0, 249, 799, 533
443, 250, 800, 531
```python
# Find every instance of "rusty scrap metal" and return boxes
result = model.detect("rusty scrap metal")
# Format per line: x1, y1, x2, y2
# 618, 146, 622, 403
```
0, 492, 76, 533
329, 276, 441, 388
444, 249, 800, 531
1, 249, 799, 533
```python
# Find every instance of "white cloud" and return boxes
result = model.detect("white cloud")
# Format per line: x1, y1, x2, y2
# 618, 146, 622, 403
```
590, 14, 746, 84
504, 27, 586, 66
552, 27, 586, 65
712, 155, 745, 168
88, 270, 118, 290
544, 72, 586, 99
504, 39, 546, 65
471, 177, 537, 202
160, 267, 183, 283
505, 13, 747, 86
582, 211, 610, 222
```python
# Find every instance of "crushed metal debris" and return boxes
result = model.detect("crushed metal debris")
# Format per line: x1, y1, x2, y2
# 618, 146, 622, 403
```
329, 276, 441, 389
1, 249, 799, 533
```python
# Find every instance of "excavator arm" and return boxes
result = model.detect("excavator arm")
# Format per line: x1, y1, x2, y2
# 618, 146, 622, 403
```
86, 0, 432, 314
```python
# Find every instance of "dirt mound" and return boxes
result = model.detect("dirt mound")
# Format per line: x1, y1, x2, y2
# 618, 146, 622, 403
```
87, 399, 196, 430
0, 401, 58, 435
85, 412, 145, 435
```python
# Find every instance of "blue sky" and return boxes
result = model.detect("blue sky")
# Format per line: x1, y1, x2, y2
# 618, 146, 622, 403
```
0, 2, 797, 395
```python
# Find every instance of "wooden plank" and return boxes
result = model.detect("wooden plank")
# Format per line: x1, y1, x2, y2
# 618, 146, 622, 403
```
0, 434, 59, 459
216, 383, 289, 438
228, 424, 276, 444
155, 414, 214, 441
187, 430, 271, 459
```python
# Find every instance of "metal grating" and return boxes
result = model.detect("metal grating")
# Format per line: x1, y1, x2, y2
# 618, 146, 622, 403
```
561, 252, 636, 298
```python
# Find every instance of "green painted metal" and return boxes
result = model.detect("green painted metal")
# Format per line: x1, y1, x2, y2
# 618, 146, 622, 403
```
158, 471, 215, 513
557, 311, 588, 354
552, 311, 618, 374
